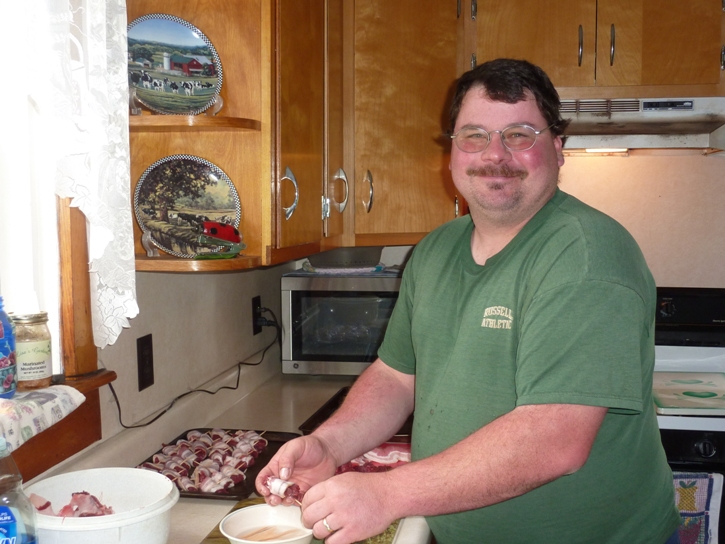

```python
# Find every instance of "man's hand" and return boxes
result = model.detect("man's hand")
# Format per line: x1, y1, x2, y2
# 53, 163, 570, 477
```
255, 435, 338, 505
301, 471, 398, 544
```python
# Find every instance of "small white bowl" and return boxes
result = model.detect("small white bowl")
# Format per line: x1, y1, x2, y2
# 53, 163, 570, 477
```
219, 503, 313, 544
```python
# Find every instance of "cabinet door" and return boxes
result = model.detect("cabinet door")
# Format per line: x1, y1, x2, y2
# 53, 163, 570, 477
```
596, 0, 721, 86
476, 0, 597, 88
354, 0, 459, 239
277, 0, 325, 248
324, 0, 347, 240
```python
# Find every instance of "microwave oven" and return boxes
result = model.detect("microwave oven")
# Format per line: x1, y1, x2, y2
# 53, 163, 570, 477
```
281, 271, 402, 375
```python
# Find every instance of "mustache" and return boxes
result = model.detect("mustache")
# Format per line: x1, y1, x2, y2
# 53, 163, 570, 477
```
466, 165, 527, 179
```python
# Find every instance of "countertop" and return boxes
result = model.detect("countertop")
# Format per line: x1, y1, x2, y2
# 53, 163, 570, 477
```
171, 374, 355, 543
172, 374, 431, 543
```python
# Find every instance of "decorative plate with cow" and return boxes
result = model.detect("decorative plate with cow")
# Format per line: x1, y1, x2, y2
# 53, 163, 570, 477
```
127, 14, 223, 115
134, 155, 241, 258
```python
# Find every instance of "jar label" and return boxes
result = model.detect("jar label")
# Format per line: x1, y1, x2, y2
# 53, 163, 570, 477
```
16, 341, 52, 381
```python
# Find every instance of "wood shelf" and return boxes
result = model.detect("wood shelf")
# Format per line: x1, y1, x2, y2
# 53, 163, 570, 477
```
14, 369, 117, 481
135, 254, 262, 272
63, 369, 118, 395
130, 115, 261, 133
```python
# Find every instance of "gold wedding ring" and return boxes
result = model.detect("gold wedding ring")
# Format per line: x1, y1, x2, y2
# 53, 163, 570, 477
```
323, 517, 334, 533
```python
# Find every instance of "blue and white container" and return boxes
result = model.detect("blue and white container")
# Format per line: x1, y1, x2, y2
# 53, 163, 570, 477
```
0, 297, 17, 399
0, 437, 37, 543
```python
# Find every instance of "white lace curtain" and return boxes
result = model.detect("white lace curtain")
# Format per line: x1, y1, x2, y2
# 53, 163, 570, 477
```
0, 0, 137, 366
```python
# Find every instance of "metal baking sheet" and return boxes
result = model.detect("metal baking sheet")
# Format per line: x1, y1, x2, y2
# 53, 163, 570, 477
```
139, 428, 300, 500
298, 387, 412, 442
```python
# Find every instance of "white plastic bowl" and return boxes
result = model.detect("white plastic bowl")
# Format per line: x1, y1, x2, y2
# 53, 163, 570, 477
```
24, 467, 179, 544
220, 503, 313, 544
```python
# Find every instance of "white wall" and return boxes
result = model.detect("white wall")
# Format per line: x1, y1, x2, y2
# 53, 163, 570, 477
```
97, 262, 297, 438
559, 151, 725, 288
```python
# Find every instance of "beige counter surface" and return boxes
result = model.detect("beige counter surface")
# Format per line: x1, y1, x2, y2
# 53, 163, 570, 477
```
170, 374, 354, 543
168, 374, 431, 544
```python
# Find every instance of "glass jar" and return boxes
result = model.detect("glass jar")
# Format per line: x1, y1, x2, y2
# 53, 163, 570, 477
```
11, 312, 52, 391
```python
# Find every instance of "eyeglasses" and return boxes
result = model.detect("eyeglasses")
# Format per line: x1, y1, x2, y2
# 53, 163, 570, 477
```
450, 123, 556, 153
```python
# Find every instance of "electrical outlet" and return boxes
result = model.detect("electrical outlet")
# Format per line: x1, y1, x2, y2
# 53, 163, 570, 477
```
137, 334, 154, 391
252, 295, 262, 335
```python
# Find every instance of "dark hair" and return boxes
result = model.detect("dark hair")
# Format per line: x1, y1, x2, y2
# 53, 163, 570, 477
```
449, 58, 570, 142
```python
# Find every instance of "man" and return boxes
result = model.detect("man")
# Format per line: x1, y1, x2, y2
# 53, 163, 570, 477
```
257, 59, 680, 543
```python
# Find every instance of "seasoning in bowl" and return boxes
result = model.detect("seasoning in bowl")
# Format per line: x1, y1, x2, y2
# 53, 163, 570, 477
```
219, 503, 313, 544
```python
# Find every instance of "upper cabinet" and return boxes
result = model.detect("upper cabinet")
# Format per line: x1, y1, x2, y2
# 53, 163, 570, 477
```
323, 0, 348, 244
127, 0, 266, 272
127, 0, 346, 271
475, 0, 598, 87
352, 0, 463, 246
275, 0, 325, 251
474, 0, 724, 97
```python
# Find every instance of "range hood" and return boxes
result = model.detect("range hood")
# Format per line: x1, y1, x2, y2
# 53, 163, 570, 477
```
562, 97, 725, 151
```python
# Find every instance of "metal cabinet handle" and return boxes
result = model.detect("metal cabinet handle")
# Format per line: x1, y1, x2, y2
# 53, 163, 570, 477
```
332, 168, 349, 213
578, 25, 583, 66
455, 196, 459, 218
363, 170, 374, 213
721, 45, 725, 70
609, 24, 615, 66
281, 166, 299, 220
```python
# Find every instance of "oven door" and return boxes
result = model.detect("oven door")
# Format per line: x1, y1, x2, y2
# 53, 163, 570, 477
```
660, 429, 725, 543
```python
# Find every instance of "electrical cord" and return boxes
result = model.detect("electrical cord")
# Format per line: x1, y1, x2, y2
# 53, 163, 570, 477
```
107, 309, 281, 430
257, 307, 282, 350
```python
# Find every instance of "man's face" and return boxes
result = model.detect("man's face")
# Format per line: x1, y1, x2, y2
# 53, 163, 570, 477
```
449, 86, 565, 226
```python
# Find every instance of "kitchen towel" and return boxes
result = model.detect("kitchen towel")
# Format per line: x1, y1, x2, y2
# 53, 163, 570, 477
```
673, 471, 723, 544
301, 260, 386, 274
0, 385, 86, 451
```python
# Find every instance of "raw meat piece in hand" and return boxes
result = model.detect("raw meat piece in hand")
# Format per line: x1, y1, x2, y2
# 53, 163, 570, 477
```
264, 476, 305, 502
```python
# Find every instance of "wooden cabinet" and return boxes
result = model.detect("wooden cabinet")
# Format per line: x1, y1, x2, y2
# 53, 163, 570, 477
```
475, 0, 722, 93
352, 0, 462, 246
323, 0, 348, 243
128, 0, 266, 272
475, 0, 597, 87
127, 0, 342, 271
275, 0, 325, 251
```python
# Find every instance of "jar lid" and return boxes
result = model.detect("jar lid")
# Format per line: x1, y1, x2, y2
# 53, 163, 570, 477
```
9, 311, 48, 324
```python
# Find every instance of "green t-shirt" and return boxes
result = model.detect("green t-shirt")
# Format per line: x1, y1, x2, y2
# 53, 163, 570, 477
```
378, 190, 680, 544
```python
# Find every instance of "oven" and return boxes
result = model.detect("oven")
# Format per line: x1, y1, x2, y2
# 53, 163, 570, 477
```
654, 287, 725, 543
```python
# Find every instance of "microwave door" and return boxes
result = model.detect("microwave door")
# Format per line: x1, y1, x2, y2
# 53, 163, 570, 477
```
283, 291, 397, 375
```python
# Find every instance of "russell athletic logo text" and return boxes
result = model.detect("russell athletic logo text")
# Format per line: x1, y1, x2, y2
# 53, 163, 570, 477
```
482, 306, 513, 329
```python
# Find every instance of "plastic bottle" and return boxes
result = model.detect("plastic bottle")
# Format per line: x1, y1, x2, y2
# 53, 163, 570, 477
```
0, 437, 36, 543
0, 298, 16, 399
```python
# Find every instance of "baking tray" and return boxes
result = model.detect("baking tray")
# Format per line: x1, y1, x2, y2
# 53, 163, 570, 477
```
139, 428, 299, 500
298, 387, 412, 443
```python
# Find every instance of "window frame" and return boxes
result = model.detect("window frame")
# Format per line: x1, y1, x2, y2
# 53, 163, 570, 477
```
14, 199, 116, 481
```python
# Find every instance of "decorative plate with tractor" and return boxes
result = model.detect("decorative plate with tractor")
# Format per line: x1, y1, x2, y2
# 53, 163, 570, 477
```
134, 154, 244, 259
